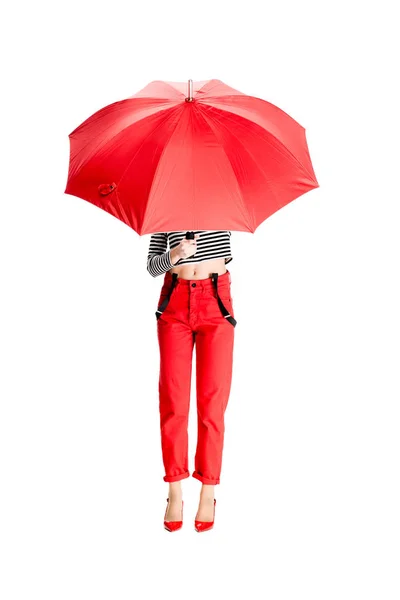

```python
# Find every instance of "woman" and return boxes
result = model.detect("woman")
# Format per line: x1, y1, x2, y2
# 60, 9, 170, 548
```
147, 230, 236, 532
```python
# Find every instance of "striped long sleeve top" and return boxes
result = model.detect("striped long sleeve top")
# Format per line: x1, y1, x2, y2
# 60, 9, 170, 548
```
147, 231, 233, 278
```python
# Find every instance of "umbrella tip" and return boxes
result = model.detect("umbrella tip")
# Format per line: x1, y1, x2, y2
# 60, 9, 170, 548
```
185, 79, 194, 102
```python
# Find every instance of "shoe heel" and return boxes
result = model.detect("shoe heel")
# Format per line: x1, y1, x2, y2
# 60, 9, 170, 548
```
164, 498, 184, 532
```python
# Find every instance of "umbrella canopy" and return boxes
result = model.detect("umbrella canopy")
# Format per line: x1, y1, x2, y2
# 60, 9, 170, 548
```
65, 79, 319, 235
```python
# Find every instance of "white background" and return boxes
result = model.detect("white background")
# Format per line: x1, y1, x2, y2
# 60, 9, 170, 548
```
1, 0, 399, 598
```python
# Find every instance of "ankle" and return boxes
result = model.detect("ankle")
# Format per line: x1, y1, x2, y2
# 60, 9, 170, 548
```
200, 484, 215, 500
168, 482, 182, 499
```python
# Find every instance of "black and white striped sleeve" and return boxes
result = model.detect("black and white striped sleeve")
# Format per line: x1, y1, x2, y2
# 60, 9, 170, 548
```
146, 232, 174, 278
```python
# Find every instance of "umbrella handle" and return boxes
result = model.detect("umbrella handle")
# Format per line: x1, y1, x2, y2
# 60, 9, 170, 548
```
185, 231, 195, 239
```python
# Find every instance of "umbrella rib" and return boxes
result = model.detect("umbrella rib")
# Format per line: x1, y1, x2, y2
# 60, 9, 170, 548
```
198, 104, 314, 215
140, 107, 187, 232
195, 106, 254, 231
198, 100, 316, 183
117, 104, 183, 188
203, 106, 283, 181
212, 109, 290, 213
69, 101, 181, 178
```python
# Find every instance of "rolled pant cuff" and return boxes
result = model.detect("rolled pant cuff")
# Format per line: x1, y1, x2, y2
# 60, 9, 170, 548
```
192, 471, 220, 485
163, 471, 190, 483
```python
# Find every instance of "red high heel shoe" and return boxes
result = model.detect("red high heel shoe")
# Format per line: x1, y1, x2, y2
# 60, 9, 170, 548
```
194, 498, 216, 532
164, 498, 183, 532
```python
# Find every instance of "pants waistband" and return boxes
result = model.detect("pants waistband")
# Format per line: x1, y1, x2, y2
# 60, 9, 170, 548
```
163, 269, 231, 291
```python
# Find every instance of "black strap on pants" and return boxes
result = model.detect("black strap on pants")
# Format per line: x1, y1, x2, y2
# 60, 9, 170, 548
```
155, 272, 237, 327
155, 273, 179, 319
211, 272, 237, 327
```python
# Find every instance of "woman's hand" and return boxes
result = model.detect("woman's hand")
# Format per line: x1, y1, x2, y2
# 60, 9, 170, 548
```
172, 233, 200, 262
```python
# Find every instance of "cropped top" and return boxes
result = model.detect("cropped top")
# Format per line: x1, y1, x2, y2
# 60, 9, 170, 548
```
147, 231, 233, 278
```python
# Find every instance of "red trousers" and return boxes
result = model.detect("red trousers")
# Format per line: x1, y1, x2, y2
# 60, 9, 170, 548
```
156, 270, 236, 485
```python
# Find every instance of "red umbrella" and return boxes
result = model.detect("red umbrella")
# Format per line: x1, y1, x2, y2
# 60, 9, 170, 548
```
64, 79, 319, 234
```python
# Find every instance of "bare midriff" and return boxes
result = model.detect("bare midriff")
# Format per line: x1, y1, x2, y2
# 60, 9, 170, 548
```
169, 258, 227, 280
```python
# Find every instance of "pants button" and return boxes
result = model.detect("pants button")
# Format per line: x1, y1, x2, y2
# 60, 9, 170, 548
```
191, 283, 196, 287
